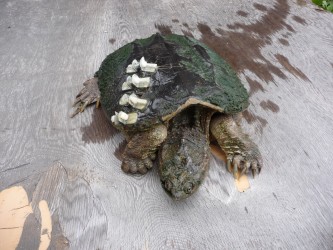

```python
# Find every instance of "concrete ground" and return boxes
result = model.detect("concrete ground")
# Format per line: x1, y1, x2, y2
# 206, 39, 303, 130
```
0, 0, 333, 249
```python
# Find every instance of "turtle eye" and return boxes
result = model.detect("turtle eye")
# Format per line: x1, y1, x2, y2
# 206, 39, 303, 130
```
184, 183, 194, 194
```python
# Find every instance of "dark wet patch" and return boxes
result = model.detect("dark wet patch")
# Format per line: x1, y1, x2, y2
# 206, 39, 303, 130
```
181, 29, 194, 38
114, 139, 127, 161
296, 0, 307, 6
282, 32, 292, 38
278, 38, 290, 46
155, 24, 173, 35
172, 19, 179, 23
81, 107, 119, 143
245, 76, 265, 96
303, 150, 310, 158
275, 54, 309, 81
197, 0, 293, 83
245, 206, 249, 213
260, 100, 280, 113
237, 10, 249, 17
181, 22, 194, 37
199, 22, 285, 82
253, 3, 268, 11
284, 23, 295, 33
292, 15, 306, 25
109, 38, 116, 44
273, 192, 278, 201
330, 62, 333, 68
243, 110, 268, 128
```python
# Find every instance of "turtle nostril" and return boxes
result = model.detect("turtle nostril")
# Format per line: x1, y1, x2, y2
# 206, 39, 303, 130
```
164, 180, 172, 190
184, 182, 194, 194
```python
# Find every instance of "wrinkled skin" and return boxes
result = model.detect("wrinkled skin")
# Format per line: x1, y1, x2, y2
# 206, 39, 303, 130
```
159, 107, 211, 199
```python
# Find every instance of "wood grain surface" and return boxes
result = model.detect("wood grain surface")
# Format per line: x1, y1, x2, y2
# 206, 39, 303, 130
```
1, 0, 333, 249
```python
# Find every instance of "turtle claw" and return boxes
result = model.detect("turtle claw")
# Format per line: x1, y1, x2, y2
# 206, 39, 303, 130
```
71, 77, 100, 117
225, 150, 262, 179
121, 156, 153, 175
241, 162, 250, 176
251, 168, 256, 178
227, 158, 232, 173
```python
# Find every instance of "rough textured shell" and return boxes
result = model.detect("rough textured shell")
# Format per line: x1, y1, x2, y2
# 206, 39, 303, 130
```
96, 33, 249, 131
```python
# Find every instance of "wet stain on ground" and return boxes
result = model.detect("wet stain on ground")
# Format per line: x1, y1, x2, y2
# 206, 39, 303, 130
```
109, 38, 116, 44
330, 62, 333, 68
195, 0, 302, 83
81, 107, 128, 160
275, 54, 309, 81
260, 100, 280, 113
237, 10, 249, 17
253, 3, 268, 11
296, 0, 307, 6
282, 32, 292, 38
278, 38, 290, 46
172, 19, 179, 23
273, 192, 278, 201
292, 15, 306, 25
198, 21, 285, 82
245, 76, 265, 96
155, 24, 172, 35
181, 23, 194, 36
243, 110, 268, 130
181, 29, 194, 38
81, 107, 119, 144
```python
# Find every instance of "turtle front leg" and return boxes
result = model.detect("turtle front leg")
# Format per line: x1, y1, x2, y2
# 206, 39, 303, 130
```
71, 77, 101, 117
121, 124, 167, 174
210, 114, 263, 178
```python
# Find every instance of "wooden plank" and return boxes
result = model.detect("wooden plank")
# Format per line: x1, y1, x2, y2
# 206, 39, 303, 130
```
0, 0, 333, 248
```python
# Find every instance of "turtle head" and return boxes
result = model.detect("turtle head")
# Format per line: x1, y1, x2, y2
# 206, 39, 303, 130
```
159, 127, 210, 200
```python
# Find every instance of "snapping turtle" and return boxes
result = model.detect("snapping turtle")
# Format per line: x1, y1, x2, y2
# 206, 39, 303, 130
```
72, 33, 262, 200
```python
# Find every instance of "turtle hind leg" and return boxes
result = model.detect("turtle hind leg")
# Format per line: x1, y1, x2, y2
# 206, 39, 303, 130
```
210, 114, 263, 178
121, 124, 167, 174
71, 77, 100, 118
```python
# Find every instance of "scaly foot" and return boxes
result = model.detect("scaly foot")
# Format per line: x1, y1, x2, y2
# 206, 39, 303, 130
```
71, 77, 100, 117
121, 154, 156, 174
224, 141, 262, 178
121, 124, 167, 174
210, 115, 263, 179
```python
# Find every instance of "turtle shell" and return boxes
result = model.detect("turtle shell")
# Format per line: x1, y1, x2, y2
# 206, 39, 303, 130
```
96, 33, 249, 131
